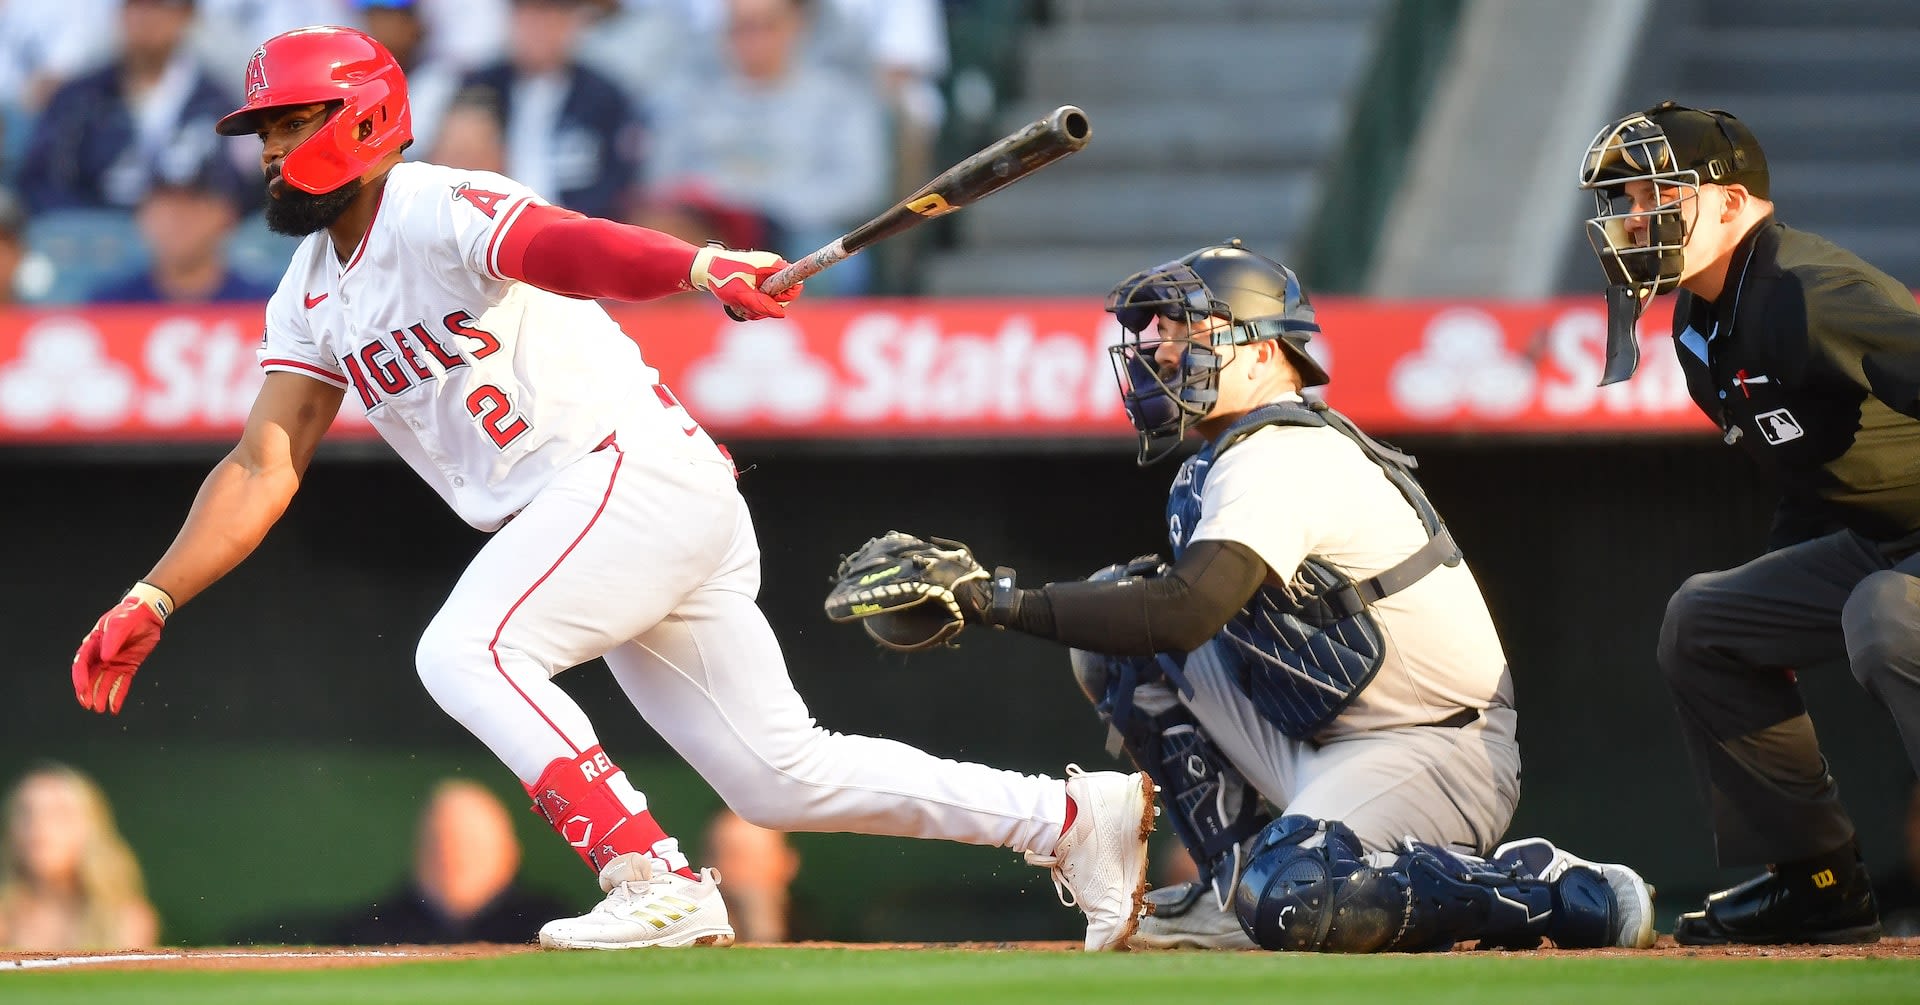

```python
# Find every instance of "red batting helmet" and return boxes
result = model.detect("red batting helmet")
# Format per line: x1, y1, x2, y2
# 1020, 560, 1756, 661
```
215, 26, 413, 194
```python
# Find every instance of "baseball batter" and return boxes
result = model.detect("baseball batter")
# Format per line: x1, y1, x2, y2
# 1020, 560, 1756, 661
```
829, 242, 1658, 952
66, 26, 1157, 952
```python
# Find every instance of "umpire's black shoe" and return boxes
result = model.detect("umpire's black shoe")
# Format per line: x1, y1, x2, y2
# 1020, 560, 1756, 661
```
1672, 861, 1881, 946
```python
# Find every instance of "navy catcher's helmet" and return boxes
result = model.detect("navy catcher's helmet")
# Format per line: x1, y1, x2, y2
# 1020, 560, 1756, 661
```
1104, 240, 1326, 464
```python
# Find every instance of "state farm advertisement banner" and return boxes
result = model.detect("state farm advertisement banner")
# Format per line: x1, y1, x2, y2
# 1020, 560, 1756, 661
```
0, 298, 1715, 444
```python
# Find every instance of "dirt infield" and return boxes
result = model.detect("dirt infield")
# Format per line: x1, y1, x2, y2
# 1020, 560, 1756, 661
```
0, 944, 541, 972
4, 937, 1917, 971
1474, 936, 1920, 960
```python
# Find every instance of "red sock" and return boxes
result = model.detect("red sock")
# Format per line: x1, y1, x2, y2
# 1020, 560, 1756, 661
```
525, 746, 696, 879
1061, 793, 1079, 838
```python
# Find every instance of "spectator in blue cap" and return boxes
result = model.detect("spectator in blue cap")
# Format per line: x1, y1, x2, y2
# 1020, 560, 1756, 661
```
88, 144, 275, 304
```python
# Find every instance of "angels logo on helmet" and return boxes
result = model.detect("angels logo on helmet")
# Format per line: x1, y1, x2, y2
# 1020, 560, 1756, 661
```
244, 47, 269, 100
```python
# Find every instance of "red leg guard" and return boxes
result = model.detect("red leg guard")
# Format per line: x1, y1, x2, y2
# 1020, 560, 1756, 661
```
525, 745, 690, 877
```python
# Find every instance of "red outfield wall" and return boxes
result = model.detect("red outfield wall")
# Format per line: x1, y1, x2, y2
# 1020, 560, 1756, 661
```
0, 297, 1714, 443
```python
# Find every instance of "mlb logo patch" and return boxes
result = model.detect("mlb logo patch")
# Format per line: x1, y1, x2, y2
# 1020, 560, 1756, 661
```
1755, 408, 1804, 445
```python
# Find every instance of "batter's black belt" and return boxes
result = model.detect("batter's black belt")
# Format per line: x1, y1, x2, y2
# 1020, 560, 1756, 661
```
1429, 708, 1480, 729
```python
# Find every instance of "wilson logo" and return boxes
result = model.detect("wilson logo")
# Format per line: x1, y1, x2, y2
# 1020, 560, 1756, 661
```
1810, 869, 1837, 889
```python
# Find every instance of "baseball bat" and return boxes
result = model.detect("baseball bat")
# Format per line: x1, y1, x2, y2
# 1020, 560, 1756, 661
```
725, 104, 1092, 318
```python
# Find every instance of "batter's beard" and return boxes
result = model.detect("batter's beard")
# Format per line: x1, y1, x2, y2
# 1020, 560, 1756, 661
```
263, 169, 363, 236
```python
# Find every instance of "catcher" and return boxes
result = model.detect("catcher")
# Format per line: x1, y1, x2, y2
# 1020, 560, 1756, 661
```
827, 241, 1659, 953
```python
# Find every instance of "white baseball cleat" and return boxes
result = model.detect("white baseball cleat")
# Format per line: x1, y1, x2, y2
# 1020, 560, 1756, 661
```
1492, 837, 1656, 949
1025, 764, 1158, 951
1129, 881, 1257, 950
539, 852, 735, 950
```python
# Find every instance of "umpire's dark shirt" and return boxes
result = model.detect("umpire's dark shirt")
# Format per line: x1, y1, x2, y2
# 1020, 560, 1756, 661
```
1671, 219, 1920, 549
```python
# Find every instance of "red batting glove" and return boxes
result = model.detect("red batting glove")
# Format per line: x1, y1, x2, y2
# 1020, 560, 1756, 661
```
72, 582, 174, 715
690, 245, 803, 320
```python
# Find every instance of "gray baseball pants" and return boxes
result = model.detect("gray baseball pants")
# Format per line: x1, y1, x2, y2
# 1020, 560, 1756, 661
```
1657, 528, 1920, 866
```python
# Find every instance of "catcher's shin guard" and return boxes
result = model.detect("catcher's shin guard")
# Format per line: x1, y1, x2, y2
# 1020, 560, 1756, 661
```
1234, 818, 1618, 953
1073, 648, 1270, 906
1390, 842, 1616, 951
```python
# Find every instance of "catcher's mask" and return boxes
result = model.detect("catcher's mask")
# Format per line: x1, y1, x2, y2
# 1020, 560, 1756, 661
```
1105, 240, 1326, 465
1578, 101, 1767, 383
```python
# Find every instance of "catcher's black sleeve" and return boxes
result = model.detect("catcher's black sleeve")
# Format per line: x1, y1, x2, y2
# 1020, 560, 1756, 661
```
997, 539, 1268, 656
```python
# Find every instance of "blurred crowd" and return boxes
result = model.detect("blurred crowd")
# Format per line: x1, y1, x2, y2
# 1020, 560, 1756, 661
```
0, 762, 813, 950
0, 0, 971, 306
4, 756, 1917, 949
0, 763, 158, 951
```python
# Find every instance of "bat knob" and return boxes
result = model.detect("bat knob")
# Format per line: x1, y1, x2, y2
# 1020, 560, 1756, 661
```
724, 305, 749, 323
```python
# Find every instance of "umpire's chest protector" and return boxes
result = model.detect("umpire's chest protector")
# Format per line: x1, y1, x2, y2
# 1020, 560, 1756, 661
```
1166, 402, 1461, 739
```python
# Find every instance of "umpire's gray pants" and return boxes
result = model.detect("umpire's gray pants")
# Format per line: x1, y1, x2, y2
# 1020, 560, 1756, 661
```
1172, 641, 1521, 856
1658, 529, 1920, 866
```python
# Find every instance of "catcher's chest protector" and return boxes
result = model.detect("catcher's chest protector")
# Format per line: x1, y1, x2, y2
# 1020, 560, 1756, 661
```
1165, 401, 1461, 738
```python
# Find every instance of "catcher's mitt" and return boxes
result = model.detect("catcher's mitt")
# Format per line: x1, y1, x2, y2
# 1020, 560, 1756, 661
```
824, 531, 990, 652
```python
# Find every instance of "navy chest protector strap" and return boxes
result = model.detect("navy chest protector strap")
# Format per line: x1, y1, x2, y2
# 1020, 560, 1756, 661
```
1208, 401, 1462, 617
1211, 402, 1462, 618
1177, 400, 1463, 737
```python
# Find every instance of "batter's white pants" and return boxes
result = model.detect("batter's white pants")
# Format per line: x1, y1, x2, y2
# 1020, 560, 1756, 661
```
415, 439, 1066, 857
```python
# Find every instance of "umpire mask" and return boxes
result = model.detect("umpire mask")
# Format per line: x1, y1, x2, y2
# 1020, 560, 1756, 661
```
1579, 103, 1765, 384
1580, 113, 1689, 384
1105, 241, 1326, 465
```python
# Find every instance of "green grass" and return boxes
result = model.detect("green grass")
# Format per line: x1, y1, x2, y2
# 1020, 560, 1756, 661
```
7, 948, 1918, 1005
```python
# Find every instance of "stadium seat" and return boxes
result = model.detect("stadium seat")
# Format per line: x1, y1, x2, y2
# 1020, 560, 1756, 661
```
226, 212, 300, 288
1, 99, 32, 184
22, 209, 147, 304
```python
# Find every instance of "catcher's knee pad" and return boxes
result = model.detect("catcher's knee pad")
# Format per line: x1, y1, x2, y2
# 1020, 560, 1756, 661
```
1391, 842, 1613, 951
1233, 815, 1381, 952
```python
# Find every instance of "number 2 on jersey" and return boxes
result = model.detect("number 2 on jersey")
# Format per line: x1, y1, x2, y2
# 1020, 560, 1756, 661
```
467, 385, 530, 448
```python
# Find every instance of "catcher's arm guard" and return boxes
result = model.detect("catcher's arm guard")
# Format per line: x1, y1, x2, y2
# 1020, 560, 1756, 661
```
824, 531, 990, 652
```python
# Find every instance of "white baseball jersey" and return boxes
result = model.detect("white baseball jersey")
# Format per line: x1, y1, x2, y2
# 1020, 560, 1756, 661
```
258, 161, 717, 531
1188, 402, 1512, 736
247, 164, 1077, 920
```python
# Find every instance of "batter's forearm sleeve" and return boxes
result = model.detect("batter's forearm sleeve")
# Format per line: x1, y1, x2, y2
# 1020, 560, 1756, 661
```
998, 539, 1269, 656
496, 205, 701, 302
